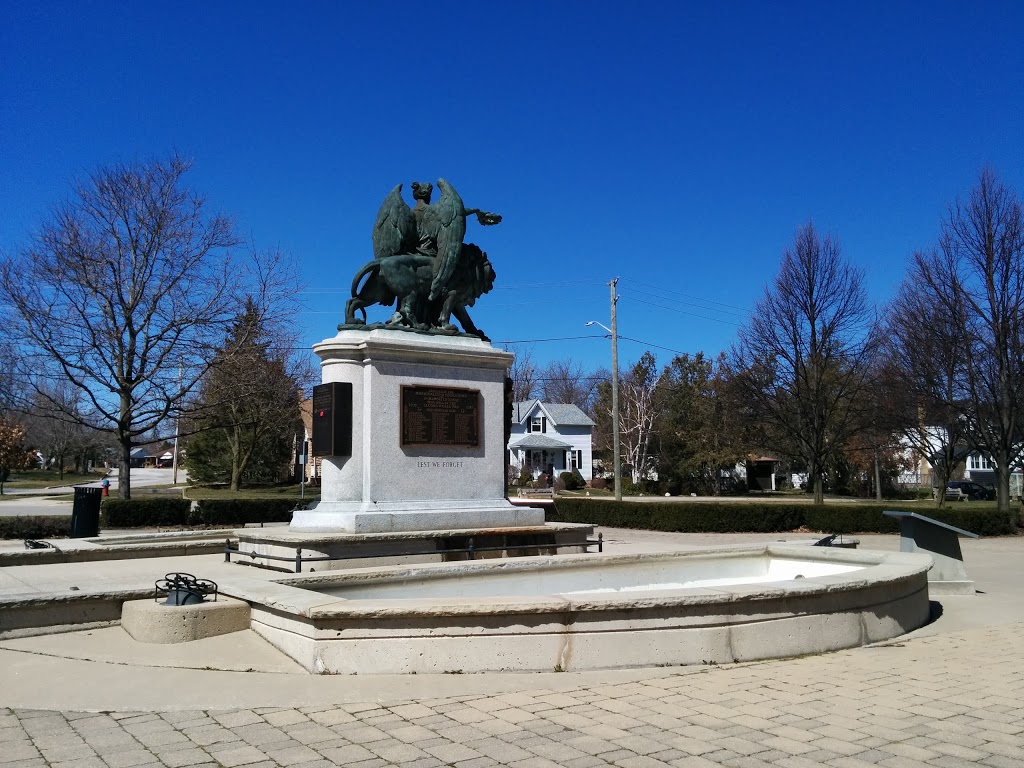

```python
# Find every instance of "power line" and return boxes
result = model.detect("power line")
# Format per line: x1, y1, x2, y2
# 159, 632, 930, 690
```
501, 334, 695, 358
617, 335, 691, 356
491, 279, 606, 291
619, 277, 750, 312
297, 279, 608, 296
625, 287, 748, 319
620, 296, 741, 326
498, 335, 607, 344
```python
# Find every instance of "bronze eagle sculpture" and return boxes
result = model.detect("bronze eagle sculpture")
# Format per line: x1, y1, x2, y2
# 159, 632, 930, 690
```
343, 179, 501, 340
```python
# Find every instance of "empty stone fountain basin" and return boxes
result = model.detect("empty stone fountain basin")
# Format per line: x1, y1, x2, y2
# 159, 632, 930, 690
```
233, 544, 932, 674
303, 553, 864, 599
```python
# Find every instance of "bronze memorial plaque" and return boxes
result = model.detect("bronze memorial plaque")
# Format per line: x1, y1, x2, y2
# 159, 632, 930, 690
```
401, 385, 480, 447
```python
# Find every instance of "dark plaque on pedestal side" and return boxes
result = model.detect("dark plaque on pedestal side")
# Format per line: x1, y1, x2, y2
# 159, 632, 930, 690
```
311, 382, 352, 457
401, 385, 480, 447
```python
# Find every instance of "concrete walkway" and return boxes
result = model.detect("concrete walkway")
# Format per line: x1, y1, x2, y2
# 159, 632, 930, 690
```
0, 529, 1022, 767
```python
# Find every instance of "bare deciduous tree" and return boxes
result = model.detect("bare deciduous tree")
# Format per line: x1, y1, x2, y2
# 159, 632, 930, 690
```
883, 278, 971, 505
595, 351, 660, 485
728, 222, 877, 504
23, 383, 87, 479
505, 345, 538, 401
0, 155, 267, 498
910, 169, 1024, 513
539, 358, 600, 412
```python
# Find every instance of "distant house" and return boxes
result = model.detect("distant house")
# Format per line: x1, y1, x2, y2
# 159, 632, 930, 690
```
933, 448, 1022, 498
296, 397, 321, 485
508, 400, 595, 482
895, 428, 1023, 497
744, 456, 782, 491
727, 456, 782, 491
129, 443, 175, 468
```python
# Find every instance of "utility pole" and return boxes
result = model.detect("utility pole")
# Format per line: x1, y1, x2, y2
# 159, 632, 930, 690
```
585, 283, 622, 501
610, 278, 621, 501
172, 360, 182, 485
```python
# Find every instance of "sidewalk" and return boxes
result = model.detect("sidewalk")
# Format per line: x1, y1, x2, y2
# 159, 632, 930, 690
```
0, 529, 1021, 767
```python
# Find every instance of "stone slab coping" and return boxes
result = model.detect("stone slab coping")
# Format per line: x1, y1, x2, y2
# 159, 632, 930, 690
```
883, 510, 980, 538
88, 529, 239, 545
315, 328, 514, 369
236, 522, 592, 545
0, 536, 232, 567
508, 496, 554, 505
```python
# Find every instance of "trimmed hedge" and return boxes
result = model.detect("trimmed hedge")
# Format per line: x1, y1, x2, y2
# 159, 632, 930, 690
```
190, 498, 297, 526
551, 498, 1020, 537
100, 497, 300, 528
102, 498, 191, 528
0, 515, 71, 540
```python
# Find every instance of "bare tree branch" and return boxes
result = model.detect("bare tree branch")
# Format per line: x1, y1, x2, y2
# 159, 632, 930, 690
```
0, 155, 249, 498
728, 222, 877, 503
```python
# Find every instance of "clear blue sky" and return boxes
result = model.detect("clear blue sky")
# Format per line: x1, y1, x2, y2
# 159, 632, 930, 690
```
3, 1, 1023, 374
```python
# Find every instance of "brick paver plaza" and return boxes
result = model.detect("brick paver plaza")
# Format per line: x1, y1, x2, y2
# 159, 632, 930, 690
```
1, 530, 1022, 767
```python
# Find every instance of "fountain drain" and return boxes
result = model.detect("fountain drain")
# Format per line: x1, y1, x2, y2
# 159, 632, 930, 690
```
155, 572, 218, 605
122, 573, 246, 644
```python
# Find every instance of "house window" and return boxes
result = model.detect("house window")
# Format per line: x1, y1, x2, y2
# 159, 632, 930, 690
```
530, 416, 546, 433
969, 454, 993, 471
570, 450, 582, 470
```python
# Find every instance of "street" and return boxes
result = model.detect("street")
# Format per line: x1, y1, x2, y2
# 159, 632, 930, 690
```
0, 468, 187, 517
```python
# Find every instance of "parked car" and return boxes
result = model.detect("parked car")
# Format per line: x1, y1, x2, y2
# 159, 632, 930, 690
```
944, 480, 995, 501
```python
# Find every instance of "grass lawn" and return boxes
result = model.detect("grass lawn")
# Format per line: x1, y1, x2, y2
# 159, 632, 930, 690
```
182, 484, 321, 501
4, 469, 106, 489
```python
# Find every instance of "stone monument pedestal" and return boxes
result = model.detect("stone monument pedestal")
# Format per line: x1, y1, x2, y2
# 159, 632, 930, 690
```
293, 328, 542, 532
235, 330, 595, 571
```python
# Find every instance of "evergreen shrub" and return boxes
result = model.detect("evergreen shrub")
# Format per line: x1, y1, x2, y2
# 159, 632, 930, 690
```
559, 471, 586, 491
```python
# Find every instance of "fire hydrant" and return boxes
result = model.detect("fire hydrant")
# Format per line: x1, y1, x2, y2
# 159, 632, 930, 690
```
101, 478, 110, 497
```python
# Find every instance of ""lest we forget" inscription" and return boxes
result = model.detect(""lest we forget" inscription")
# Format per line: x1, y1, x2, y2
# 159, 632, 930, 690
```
401, 385, 480, 447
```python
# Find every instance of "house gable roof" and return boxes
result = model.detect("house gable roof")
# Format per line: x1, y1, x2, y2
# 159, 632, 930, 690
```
511, 401, 595, 428
510, 434, 572, 450
511, 399, 540, 424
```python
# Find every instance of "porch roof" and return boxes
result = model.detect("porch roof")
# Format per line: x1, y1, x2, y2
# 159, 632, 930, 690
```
510, 434, 572, 450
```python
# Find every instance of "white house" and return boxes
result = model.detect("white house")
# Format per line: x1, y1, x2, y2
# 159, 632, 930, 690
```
508, 400, 595, 482
895, 427, 1023, 497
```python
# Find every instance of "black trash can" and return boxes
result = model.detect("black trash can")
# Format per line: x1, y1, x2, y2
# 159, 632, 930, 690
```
70, 486, 102, 538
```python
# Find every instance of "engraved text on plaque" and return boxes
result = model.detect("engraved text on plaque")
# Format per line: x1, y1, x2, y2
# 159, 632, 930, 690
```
401, 386, 480, 447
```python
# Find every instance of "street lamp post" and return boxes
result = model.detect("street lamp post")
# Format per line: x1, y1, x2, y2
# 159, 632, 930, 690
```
586, 278, 621, 500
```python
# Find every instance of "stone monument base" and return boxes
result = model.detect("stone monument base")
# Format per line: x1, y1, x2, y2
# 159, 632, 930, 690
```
234, 522, 596, 573
303, 329, 539, 534
290, 499, 543, 534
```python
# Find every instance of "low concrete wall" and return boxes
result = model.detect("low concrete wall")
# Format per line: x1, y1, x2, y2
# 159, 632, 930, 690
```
0, 589, 150, 640
237, 544, 933, 674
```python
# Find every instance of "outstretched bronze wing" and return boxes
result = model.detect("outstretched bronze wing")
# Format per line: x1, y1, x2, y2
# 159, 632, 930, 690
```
427, 178, 467, 300
372, 184, 416, 259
